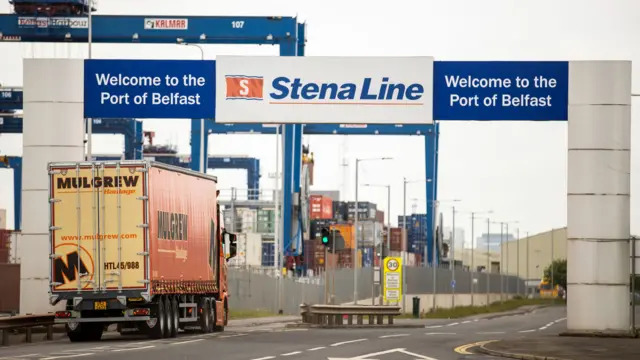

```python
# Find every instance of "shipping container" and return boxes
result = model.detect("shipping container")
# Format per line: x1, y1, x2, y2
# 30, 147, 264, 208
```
347, 201, 377, 221
227, 232, 262, 267
332, 201, 348, 222
362, 247, 374, 267
310, 195, 333, 220
310, 219, 335, 240
0, 263, 19, 314
375, 210, 385, 224
222, 207, 257, 233
256, 208, 275, 233
330, 223, 356, 249
262, 241, 275, 267
357, 221, 383, 247
0, 229, 10, 263
389, 227, 407, 252
48, 160, 235, 340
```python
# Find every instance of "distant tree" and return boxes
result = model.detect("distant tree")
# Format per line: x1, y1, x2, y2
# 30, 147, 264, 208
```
543, 259, 567, 289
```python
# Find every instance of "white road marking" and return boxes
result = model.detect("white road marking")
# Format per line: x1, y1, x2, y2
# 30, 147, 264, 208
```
41, 354, 94, 360
379, 334, 409, 338
284, 328, 308, 332
473, 319, 480, 322
334, 348, 437, 360
462, 320, 472, 324
251, 357, 275, 360
308, 347, 326, 351
447, 322, 459, 326
219, 333, 248, 338
10, 355, 42, 358
555, 317, 567, 323
425, 332, 456, 335
398, 348, 439, 360
424, 325, 442, 329
169, 339, 204, 345
330, 338, 368, 347
476, 331, 505, 335
281, 351, 302, 356
111, 345, 156, 352
519, 329, 537, 333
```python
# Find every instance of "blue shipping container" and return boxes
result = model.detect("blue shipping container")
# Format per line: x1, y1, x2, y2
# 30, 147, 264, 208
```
262, 242, 275, 267
362, 247, 374, 268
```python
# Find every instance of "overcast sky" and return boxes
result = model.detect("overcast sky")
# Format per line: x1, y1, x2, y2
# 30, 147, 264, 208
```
1, 0, 639, 247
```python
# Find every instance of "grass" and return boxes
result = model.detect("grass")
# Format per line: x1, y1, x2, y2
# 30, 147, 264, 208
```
400, 297, 565, 319
228, 309, 280, 320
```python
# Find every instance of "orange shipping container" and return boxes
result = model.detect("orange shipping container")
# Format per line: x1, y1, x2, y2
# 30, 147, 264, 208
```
330, 223, 356, 249
310, 195, 333, 220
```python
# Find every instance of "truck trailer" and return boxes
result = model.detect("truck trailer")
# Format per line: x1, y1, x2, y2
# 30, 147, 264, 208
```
48, 160, 238, 341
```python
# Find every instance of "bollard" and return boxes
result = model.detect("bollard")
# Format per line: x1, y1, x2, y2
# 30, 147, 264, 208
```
412, 296, 420, 318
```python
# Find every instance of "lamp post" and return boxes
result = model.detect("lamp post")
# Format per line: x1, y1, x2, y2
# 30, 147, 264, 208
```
362, 183, 391, 305
181, 43, 206, 173
465, 210, 493, 305
354, 157, 392, 304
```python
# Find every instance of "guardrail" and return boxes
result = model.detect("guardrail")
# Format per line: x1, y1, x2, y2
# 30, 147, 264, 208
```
300, 304, 401, 327
0, 314, 55, 346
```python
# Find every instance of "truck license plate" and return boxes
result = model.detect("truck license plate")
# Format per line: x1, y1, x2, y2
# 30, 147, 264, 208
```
94, 301, 107, 310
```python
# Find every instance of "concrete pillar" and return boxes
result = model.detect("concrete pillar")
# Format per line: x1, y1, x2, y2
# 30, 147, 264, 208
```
567, 61, 632, 334
20, 59, 85, 314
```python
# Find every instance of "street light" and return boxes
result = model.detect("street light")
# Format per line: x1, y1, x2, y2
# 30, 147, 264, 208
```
180, 43, 206, 173
354, 157, 393, 304
458, 210, 493, 306
491, 220, 518, 302
437, 200, 462, 308
362, 183, 391, 305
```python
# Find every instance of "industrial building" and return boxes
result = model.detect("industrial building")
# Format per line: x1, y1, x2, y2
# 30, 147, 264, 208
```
501, 228, 566, 283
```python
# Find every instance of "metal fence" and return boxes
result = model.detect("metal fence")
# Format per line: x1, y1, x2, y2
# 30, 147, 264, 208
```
228, 265, 525, 315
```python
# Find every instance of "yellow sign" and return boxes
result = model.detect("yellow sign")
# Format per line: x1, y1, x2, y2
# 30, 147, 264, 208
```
383, 256, 403, 303
51, 164, 146, 292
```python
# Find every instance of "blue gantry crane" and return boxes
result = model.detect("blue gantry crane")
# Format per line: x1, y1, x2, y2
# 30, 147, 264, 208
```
0, 1, 441, 263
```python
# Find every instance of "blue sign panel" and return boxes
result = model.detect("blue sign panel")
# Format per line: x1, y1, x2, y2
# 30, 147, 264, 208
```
433, 61, 569, 121
84, 59, 215, 119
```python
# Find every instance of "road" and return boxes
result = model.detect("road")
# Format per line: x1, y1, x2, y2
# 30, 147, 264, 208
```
0, 306, 567, 360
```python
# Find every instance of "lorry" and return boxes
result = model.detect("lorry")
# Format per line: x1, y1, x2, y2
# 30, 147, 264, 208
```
48, 160, 237, 341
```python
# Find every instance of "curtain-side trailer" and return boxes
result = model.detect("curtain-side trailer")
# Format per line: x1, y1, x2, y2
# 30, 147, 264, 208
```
48, 160, 237, 341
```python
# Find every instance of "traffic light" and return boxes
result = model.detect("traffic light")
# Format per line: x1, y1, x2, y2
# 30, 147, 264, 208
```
320, 227, 331, 247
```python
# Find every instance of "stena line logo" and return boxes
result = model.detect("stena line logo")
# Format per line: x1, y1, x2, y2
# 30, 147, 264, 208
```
224, 75, 426, 105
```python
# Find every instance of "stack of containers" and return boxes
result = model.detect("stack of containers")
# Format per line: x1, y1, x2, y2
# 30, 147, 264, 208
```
302, 239, 337, 273
398, 214, 428, 267
256, 208, 276, 233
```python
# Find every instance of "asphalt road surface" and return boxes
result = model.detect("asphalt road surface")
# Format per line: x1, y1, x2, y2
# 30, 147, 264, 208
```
0, 306, 568, 360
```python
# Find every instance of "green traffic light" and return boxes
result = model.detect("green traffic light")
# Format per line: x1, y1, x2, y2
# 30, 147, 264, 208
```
322, 236, 329, 244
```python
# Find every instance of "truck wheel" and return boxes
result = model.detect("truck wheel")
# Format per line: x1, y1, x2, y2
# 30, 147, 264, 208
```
164, 297, 174, 338
207, 299, 216, 333
171, 298, 180, 337
148, 298, 166, 339
86, 323, 104, 341
199, 299, 211, 333
67, 323, 88, 342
